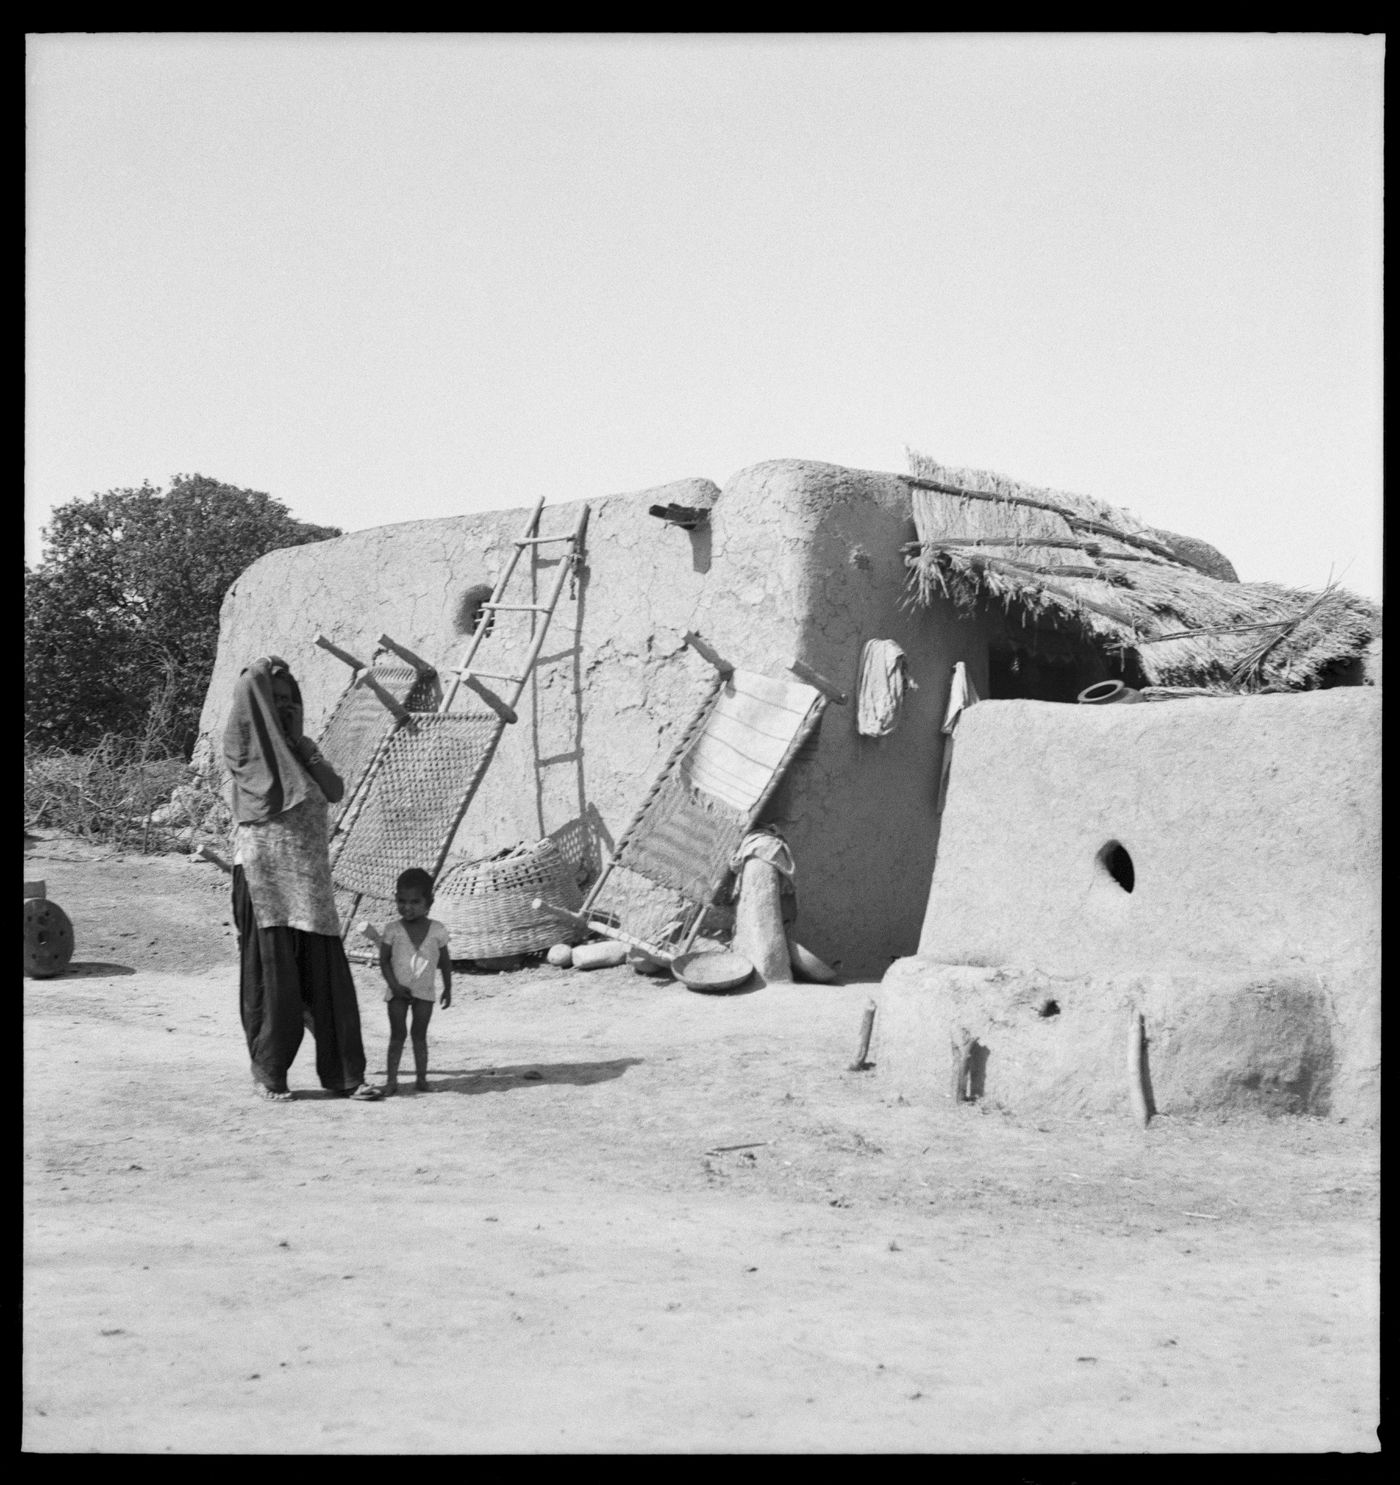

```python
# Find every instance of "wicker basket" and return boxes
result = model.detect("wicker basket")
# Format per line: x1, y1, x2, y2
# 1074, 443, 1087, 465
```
435, 838, 584, 960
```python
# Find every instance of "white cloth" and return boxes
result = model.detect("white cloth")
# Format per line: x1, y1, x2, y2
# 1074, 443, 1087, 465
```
729, 827, 797, 905
937, 661, 981, 816
682, 671, 821, 813
857, 639, 913, 737
380, 917, 451, 1002
941, 660, 980, 735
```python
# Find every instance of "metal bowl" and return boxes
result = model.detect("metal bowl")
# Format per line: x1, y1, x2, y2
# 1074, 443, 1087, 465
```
670, 949, 755, 993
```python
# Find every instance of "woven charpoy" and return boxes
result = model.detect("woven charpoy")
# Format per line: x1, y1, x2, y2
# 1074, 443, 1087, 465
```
579, 668, 827, 954
330, 711, 499, 901
316, 661, 433, 827
435, 838, 585, 959
586, 862, 694, 949
616, 770, 749, 902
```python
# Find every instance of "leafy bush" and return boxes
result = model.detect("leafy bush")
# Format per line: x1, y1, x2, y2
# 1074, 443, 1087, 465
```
26, 474, 340, 756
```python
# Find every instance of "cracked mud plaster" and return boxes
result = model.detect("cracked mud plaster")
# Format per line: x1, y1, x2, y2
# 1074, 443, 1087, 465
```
198, 460, 997, 975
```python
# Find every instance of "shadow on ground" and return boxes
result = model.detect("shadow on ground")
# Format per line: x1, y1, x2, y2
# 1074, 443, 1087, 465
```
37, 962, 137, 979
415, 1058, 643, 1095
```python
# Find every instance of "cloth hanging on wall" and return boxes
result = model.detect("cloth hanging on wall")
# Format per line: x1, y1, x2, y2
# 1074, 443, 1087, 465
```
937, 661, 981, 815
730, 826, 798, 928
856, 639, 913, 737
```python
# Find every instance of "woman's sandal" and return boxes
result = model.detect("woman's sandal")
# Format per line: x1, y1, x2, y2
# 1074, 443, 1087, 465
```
345, 1083, 383, 1101
253, 1085, 293, 1102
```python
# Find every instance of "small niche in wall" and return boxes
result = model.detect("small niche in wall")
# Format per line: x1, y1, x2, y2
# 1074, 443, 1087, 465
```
454, 583, 496, 638
1097, 840, 1136, 894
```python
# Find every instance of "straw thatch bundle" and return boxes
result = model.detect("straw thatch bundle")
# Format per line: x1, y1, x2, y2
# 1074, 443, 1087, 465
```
902, 451, 1380, 691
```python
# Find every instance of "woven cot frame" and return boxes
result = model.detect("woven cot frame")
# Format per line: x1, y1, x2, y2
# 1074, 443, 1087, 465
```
581, 669, 828, 954
329, 711, 500, 902
316, 659, 434, 829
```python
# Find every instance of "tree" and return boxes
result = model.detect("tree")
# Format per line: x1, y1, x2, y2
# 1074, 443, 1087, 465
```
25, 475, 341, 756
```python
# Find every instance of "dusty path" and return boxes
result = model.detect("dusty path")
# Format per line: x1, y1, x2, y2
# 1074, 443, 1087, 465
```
24, 841, 1379, 1453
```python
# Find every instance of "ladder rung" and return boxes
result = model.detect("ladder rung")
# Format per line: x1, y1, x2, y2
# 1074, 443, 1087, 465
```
515, 534, 578, 546
481, 603, 550, 613
460, 671, 521, 683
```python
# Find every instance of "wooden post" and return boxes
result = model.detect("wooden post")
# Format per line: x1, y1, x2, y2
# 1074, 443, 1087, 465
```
683, 631, 734, 677
1127, 1010, 1152, 1128
353, 670, 414, 725
732, 856, 792, 985
848, 1000, 876, 1071
788, 658, 848, 705
952, 1031, 973, 1102
456, 673, 519, 724
375, 634, 436, 674
532, 898, 674, 962
314, 633, 366, 672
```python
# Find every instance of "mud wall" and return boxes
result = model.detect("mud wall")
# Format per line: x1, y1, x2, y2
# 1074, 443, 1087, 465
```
197, 460, 1007, 976
878, 688, 1380, 1122
915, 689, 1381, 975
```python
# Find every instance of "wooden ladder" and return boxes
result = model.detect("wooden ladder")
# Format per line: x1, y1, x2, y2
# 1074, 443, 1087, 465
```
439, 496, 590, 725
424, 496, 590, 878
324, 498, 589, 953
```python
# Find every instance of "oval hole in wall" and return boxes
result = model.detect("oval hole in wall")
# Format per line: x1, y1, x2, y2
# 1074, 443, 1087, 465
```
1097, 840, 1135, 894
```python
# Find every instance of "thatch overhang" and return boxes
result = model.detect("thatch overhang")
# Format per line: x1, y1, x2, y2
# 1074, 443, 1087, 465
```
901, 452, 1381, 692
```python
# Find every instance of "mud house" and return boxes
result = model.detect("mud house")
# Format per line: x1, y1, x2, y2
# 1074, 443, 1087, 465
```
196, 456, 1380, 979
875, 687, 1381, 1125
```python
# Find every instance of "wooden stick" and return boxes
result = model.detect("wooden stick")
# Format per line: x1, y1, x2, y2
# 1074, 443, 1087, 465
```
195, 844, 232, 874
789, 659, 848, 705
848, 1000, 876, 1071
952, 1034, 973, 1102
904, 535, 1107, 553
532, 898, 675, 963
991, 558, 1124, 581
1127, 1010, 1152, 1128
354, 919, 385, 951
375, 634, 436, 674
353, 671, 414, 725
683, 631, 735, 677
1137, 617, 1299, 644
900, 475, 1206, 572
314, 633, 366, 672
457, 673, 519, 724
961, 554, 1142, 627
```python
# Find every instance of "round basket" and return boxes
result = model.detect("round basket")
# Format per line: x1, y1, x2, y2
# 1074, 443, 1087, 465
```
671, 949, 755, 994
435, 839, 584, 960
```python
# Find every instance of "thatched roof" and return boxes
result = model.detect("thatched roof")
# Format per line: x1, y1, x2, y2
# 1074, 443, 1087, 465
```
901, 452, 1381, 692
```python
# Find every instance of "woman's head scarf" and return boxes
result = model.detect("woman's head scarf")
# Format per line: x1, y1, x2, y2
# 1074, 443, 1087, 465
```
222, 656, 313, 824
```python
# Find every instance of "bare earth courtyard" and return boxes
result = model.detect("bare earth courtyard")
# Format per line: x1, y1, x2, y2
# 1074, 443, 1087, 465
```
23, 840, 1379, 1454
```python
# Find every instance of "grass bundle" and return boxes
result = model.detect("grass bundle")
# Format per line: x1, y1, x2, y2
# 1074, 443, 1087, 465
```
902, 451, 1380, 691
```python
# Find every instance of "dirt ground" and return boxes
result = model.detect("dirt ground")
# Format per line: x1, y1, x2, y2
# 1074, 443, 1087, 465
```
24, 836, 1379, 1454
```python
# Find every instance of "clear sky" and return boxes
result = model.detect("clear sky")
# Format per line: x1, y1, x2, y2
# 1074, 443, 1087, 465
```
26, 33, 1383, 599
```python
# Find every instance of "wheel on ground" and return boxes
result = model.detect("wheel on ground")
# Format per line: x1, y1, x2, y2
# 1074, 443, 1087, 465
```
24, 897, 74, 978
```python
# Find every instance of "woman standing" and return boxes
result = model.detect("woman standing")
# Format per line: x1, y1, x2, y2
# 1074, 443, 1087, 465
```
222, 655, 381, 1101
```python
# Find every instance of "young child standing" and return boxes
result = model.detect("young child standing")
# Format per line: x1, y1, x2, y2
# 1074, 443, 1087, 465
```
379, 867, 452, 1094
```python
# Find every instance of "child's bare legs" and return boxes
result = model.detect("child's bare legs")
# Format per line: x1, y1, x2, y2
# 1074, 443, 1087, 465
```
410, 998, 434, 1089
385, 997, 410, 1093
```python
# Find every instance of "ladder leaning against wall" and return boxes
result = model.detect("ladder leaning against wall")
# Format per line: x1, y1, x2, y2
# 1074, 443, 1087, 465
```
315, 497, 590, 938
